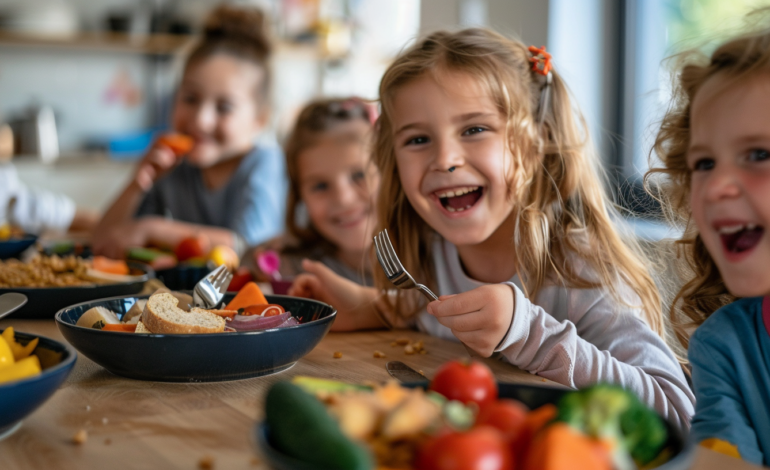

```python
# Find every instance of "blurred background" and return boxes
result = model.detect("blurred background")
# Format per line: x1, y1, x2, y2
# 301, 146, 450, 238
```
0, 0, 765, 234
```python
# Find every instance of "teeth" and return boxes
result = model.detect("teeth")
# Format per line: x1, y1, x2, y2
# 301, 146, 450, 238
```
718, 225, 745, 235
437, 186, 480, 198
447, 207, 456, 213
747, 223, 757, 230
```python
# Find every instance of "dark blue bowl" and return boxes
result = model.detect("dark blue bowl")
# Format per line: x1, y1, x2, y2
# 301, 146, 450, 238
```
1, 262, 153, 319
0, 235, 37, 259
0, 330, 77, 439
155, 264, 211, 291
55, 293, 335, 382
255, 382, 691, 470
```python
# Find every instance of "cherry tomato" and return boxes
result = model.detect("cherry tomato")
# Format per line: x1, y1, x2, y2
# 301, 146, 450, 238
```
429, 360, 498, 407
227, 267, 253, 292
416, 426, 514, 470
175, 235, 209, 262
475, 399, 528, 441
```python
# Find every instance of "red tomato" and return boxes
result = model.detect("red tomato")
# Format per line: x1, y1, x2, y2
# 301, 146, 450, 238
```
240, 304, 285, 317
475, 399, 528, 441
416, 426, 514, 470
228, 267, 253, 292
429, 360, 498, 407
175, 236, 209, 262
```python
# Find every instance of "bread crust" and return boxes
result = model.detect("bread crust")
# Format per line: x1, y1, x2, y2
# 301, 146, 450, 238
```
142, 293, 225, 334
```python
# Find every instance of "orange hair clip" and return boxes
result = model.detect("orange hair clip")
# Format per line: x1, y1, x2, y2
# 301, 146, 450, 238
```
528, 45, 553, 76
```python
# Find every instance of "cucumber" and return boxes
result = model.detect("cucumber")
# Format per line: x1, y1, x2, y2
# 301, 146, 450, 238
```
292, 376, 372, 395
265, 381, 373, 470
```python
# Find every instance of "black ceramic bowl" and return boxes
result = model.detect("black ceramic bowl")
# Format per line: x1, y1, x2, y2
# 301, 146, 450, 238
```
0, 235, 37, 260
0, 330, 77, 440
55, 293, 335, 382
155, 264, 211, 291
255, 382, 692, 470
1, 262, 153, 319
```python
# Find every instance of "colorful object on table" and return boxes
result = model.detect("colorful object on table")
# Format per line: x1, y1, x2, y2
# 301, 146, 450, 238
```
0, 328, 42, 384
240, 304, 285, 317
157, 133, 194, 157
101, 324, 138, 333
528, 45, 552, 76
257, 249, 282, 280
127, 247, 177, 271
700, 438, 742, 459
208, 245, 239, 271
429, 360, 498, 407
1, 327, 38, 361
227, 266, 253, 292
92, 256, 129, 275
522, 422, 611, 470
225, 282, 268, 311
175, 235, 210, 263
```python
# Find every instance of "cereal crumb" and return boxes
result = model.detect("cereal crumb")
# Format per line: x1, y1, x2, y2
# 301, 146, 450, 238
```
395, 338, 410, 345
418, 370, 425, 376
102, 417, 109, 425
332, 351, 343, 359
373, 350, 386, 358
73, 429, 88, 445
390, 341, 398, 347
104, 438, 112, 445
404, 344, 415, 355
541, 378, 547, 382
199, 455, 214, 469
85, 405, 91, 412
420, 350, 427, 355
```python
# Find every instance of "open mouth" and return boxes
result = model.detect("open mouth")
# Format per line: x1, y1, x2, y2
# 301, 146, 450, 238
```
718, 223, 764, 254
435, 186, 483, 213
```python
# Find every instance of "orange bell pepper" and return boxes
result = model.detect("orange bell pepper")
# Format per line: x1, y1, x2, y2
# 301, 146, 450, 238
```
102, 324, 138, 333
225, 282, 268, 310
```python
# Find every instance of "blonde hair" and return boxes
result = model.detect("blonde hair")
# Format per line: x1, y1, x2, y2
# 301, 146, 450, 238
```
374, 28, 664, 336
646, 23, 770, 349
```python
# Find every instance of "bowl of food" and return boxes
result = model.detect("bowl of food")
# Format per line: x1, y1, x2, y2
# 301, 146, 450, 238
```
0, 255, 153, 319
55, 285, 335, 382
0, 327, 77, 440
0, 234, 38, 260
256, 362, 690, 470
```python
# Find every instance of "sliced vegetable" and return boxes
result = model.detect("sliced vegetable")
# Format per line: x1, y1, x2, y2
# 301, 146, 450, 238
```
0, 335, 14, 369
101, 324, 138, 333
429, 360, 498, 407
510, 403, 557, 464
92, 256, 129, 275
522, 422, 611, 470
416, 426, 514, 470
239, 304, 285, 317
475, 399, 528, 441
1, 327, 38, 361
225, 282, 268, 310
229, 311, 297, 331
292, 376, 372, 395
265, 381, 373, 470
0, 355, 41, 384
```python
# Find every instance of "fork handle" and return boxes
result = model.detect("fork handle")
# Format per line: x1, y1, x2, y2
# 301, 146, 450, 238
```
417, 284, 439, 302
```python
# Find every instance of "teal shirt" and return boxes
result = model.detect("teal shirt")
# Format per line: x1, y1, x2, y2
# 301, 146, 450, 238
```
689, 296, 770, 465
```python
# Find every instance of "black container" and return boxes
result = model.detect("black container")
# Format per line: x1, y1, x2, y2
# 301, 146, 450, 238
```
55, 293, 335, 382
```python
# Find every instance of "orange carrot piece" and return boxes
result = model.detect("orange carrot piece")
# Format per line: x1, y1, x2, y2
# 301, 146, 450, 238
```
102, 324, 138, 333
92, 256, 129, 275
240, 304, 284, 317
225, 282, 268, 311
207, 309, 238, 319
522, 423, 611, 470
158, 133, 194, 157
511, 403, 557, 464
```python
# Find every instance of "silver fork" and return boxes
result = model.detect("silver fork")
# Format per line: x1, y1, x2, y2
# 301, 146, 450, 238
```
192, 265, 233, 309
374, 229, 477, 356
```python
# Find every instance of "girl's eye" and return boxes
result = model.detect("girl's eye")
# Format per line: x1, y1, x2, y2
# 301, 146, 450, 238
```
748, 148, 770, 162
181, 93, 198, 105
405, 136, 429, 146
691, 158, 715, 172
462, 126, 486, 136
311, 182, 328, 192
351, 171, 365, 182
217, 101, 234, 114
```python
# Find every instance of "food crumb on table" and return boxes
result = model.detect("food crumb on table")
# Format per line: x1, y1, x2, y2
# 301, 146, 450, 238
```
102, 417, 109, 425
199, 455, 214, 469
395, 338, 410, 345
104, 438, 112, 445
85, 405, 91, 412
373, 350, 386, 358
250, 457, 261, 466
73, 429, 88, 445
333, 351, 342, 359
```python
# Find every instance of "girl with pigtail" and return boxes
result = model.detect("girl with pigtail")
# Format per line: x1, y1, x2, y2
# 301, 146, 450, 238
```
290, 28, 694, 430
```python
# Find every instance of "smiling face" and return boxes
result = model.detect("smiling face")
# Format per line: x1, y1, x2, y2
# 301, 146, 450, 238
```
172, 54, 266, 168
298, 122, 379, 256
391, 71, 515, 248
688, 71, 770, 297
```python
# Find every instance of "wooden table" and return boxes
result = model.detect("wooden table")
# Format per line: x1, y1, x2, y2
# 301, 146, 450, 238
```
0, 319, 763, 470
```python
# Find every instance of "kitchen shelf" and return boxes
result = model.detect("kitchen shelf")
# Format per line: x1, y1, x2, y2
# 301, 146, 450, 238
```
0, 31, 193, 56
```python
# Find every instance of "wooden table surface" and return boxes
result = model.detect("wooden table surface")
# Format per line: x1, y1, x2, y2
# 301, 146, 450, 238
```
0, 319, 763, 470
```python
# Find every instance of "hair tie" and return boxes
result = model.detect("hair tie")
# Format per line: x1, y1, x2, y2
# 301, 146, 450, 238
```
528, 45, 553, 124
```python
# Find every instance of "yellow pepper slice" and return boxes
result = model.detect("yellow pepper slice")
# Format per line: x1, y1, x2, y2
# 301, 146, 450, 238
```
1, 327, 38, 361
700, 438, 742, 459
0, 355, 41, 384
0, 336, 14, 370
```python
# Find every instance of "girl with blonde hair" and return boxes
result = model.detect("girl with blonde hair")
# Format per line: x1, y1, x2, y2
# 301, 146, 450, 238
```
291, 28, 694, 429
647, 22, 770, 463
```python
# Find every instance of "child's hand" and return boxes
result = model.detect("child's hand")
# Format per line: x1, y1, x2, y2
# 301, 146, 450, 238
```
426, 284, 515, 357
134, 144, 178, 192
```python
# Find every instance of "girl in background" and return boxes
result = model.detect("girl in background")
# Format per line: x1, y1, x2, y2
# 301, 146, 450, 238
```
647, 24, 770, 464
291, 28, 694, 429
248, 98, 378, 285
94, 5, 286, 259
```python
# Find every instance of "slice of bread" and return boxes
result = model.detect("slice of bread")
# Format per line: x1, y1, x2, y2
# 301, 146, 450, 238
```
142, 293, 225, 334
135, 321, 151, 333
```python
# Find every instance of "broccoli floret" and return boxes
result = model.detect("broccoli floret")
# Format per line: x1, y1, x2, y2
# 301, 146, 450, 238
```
556, 384, 667, 468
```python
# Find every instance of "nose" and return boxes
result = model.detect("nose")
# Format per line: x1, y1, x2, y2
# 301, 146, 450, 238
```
428, 134, 465, 172
333, 179, 359, 208
704, 165, 742, 202
192, 102, 217, 134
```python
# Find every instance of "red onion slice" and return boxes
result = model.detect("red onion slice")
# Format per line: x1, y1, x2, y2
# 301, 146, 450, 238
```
230, 311, 297, 331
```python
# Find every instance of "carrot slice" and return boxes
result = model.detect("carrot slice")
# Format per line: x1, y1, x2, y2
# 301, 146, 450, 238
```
522, 423, 612, 470
92, 256, 129, 275
225, 282, 268, 310
102, 324, 138, 333
207, 309, 238, 319
511, 403, 557, 465
158, 133, 194, 157
240, 304, 285, 317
